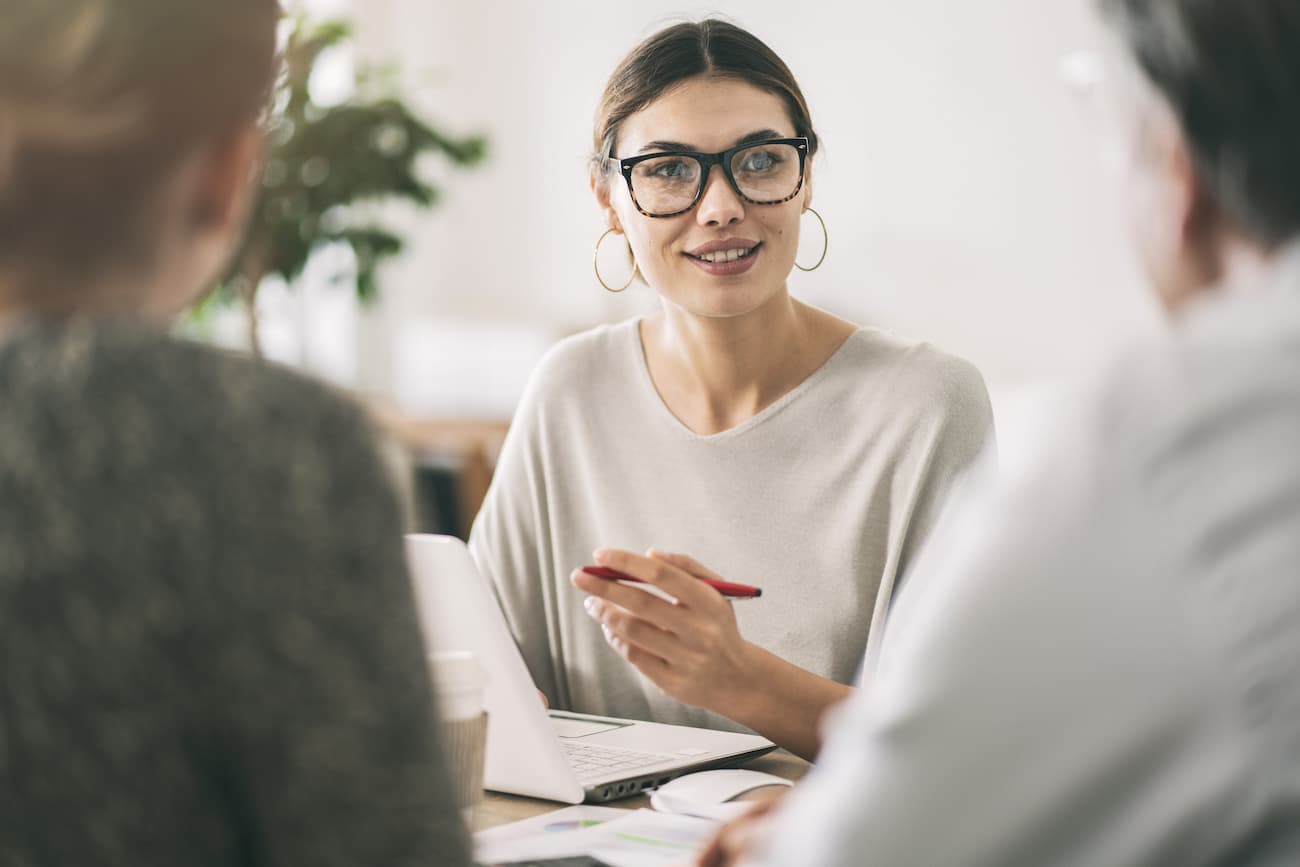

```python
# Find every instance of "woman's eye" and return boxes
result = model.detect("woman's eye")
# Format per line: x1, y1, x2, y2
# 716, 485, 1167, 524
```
649, 159, 692, 179
740, 151, 780, 172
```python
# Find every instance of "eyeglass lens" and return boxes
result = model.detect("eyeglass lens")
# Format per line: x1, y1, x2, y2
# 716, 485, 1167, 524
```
630, 142, 802, 216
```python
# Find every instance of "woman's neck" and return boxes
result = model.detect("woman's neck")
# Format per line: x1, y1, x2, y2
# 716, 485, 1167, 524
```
640, 293, 854, 435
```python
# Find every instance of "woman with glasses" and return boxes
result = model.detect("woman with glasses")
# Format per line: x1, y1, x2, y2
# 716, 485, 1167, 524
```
469, 19, 993, 761
0, 1, 468, 863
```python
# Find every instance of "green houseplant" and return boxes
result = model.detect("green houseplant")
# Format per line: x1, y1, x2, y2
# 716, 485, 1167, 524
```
211, 14, 487, 355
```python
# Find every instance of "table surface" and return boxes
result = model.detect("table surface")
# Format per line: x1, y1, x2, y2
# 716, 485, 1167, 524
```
472, 750, 811, 832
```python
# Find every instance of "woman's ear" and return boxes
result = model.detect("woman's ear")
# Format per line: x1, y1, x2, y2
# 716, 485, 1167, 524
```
801, 160, 814, 213
590, 164, 623, 233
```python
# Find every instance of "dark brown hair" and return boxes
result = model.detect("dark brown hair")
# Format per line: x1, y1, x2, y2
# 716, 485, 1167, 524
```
0, 0, 280, 295
1100, 0, 1300, 247
592, 19, 819, 171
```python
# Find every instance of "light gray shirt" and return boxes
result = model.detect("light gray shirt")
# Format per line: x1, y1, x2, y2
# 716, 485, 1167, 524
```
469, 318, 993, 730
754, 251, 1300, 866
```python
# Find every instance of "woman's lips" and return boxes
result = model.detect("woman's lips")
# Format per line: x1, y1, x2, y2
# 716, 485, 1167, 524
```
684, 242, 762, 277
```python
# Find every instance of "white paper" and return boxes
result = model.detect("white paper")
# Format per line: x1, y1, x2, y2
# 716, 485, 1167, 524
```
475, 807, 717, 867
475, 805, 630, 862
586, 810, 717, 866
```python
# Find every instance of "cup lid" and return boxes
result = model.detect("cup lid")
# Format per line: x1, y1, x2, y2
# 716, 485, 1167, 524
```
430, 650, 487, 691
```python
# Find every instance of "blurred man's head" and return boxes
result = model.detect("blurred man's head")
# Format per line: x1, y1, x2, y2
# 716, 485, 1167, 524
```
1099, 0, 1300, 313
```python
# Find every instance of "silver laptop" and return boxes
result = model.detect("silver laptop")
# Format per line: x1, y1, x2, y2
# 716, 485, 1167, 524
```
406, 534, 775, 804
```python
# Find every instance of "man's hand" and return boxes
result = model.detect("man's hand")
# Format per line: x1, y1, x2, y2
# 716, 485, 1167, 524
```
693, 793, 787, 867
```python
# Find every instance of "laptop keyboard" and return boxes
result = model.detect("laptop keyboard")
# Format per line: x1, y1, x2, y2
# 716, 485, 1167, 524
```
559, 741, 679, 782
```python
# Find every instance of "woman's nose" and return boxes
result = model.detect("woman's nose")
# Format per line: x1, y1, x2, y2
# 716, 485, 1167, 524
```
695, 164, 745, 226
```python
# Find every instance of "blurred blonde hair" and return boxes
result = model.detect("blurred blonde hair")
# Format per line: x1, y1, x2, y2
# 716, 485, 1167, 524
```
0, 0, 278, 301
0, 5, 142, 173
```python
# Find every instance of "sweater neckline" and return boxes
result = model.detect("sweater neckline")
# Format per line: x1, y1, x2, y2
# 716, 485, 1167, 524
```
626, 318, 864, 443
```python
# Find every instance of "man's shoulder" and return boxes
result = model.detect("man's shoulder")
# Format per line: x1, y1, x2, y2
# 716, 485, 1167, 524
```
995, 297, 1300, 567
1088, 299, 1300, 473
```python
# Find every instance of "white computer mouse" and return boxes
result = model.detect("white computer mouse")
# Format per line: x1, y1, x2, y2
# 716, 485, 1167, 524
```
650, 769, 793, 820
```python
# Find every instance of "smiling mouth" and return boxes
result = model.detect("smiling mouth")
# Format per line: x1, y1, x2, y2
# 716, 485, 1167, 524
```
685, 244, 761, 264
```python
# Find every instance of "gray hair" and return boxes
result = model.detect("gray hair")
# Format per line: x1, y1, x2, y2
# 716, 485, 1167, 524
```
1099, 0, 1300, 247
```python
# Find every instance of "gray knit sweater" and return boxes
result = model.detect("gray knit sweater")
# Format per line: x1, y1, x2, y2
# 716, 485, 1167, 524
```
0, 322, 468, 866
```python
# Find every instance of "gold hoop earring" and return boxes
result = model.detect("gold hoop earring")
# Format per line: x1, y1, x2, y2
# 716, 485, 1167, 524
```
594, 228, 639, 293
795, 207, 828, 272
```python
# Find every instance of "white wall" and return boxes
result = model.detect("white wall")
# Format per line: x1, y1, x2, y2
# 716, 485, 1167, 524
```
325, 0, 1163, 419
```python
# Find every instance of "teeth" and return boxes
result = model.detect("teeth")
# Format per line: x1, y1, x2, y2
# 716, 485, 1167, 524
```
697, 248, 753, 263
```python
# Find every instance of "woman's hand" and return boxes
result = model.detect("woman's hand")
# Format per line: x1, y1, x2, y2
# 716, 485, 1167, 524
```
572, 547, 853, 760
570, 548, 758, 713
693, 794, 787, 867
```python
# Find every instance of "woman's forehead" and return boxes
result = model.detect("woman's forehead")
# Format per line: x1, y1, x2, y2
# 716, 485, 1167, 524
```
617, 77, 795, 156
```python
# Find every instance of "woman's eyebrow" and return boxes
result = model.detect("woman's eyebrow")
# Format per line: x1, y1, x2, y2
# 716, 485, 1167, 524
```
734, 128, 784, 146
638, 139, 693, 154
635, 129, 787, 155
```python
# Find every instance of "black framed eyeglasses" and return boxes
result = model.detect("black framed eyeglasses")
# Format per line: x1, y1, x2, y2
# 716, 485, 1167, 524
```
608, 137, 809, 219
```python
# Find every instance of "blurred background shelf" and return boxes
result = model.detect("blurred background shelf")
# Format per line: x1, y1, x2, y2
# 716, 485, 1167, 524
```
371, 406, 510, 538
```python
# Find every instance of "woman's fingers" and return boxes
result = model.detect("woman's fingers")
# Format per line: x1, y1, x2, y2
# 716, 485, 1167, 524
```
592, 548, 719, 608
586, 596, 683, 661
575, 565, 736, 659
601, 623, 673, 682
571, 549, 755, 709
571, 567, 689, 631
649, 549, 732, 586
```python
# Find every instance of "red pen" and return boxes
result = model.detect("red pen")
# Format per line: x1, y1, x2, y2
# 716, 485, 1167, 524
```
582, 565, 762, 599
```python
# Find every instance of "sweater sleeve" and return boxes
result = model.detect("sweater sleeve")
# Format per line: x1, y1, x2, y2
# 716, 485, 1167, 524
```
862, 352, 996, 671
197, 379, 471, 867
